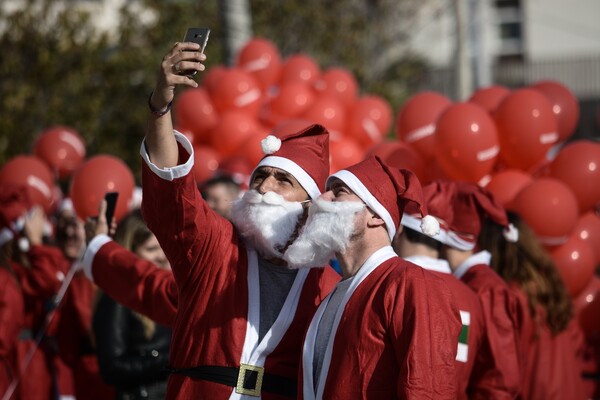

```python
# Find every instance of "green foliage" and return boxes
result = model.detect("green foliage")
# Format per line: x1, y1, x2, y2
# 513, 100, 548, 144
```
0, 0, 428, 182
0, 0, 221, 183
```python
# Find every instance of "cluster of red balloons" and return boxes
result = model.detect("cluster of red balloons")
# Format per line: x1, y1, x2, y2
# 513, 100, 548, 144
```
174, 37, 393, 184
382, 78, 598, 300
0, 126, 135, 222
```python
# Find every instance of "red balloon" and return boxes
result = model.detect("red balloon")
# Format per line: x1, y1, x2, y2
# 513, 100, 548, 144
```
468, 85, 511, 113
202, 65, 227, 94
484, 169, 533, 209
550, 235, 596, 297
238, 127, 272, 168
532, 80, 580, 142
174, 88, 219, 144
330, 137, 365, 172
573, 212, 600, 265
313, 67, 358, 108
574, 276, 600, 335
494, 88, 559, 171
219, 155, 253, 190
209, 111, 261, 157
0, 155, 55, 213
237, 37, 282, 90
33, 126, 86, 179
280, 54, 321, 86
347, 96, 393, 147
366, 140, 426, 183
192, 145, 221, 184
69, 155, 134, 222
549, 140, 600, 213
270, 119, 314, 137
395, 91, 452, 161
512, 178, 579, 245
208, 68, 262, 115
301, 95, 347, 138
434, 102, 500, 183
264, 82, 315, 120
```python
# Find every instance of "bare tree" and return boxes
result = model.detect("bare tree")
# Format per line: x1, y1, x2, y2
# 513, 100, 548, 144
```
219, 0, 253, 66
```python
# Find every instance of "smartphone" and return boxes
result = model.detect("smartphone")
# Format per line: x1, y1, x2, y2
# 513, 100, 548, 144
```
104, 192, 119, 225
181, 28, 210, 76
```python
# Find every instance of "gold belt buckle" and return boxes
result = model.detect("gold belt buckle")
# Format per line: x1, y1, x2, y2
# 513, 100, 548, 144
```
235, 363, 264, 396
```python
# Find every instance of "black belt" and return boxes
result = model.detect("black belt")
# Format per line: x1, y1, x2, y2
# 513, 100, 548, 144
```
167, 364, 297, 398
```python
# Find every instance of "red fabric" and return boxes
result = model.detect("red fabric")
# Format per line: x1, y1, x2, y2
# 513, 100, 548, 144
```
56, 272, 115, 400
341, 156, 427, 228
427, 270, 486, 400
261, 124, 330, 194
0, 184, 30, 231
513, 287, 587, 400
141, 156, 339, 399
303, 259, 461, 399
406, 180, 457, 230
0, 268, 24, 400
10, 245, 67, 400
460, 264, 522, 399
92, 241, 177, 326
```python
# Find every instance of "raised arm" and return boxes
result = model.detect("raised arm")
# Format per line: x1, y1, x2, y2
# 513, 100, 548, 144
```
146, 42, 205, 168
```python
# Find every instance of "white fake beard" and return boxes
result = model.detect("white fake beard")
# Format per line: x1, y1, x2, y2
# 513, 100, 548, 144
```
231, 190, 305, 259
283, 199, 365, 269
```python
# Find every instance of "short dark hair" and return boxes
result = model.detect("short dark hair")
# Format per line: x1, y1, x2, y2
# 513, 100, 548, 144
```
200, 175, 240, 199
403, 226, 442, 252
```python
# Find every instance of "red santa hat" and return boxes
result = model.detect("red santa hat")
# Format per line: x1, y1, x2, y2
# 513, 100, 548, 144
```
446, 181, 518, 251
254, 124, 330, 199
327, 156, 439, 241
0, 184, 31, 246
401, 180, 457, 243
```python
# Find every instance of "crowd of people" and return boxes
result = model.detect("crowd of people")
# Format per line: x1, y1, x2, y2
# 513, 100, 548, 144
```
0, 39, 596, 400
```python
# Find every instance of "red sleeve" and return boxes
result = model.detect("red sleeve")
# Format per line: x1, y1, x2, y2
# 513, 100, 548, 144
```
0, 271, 24, 357
92, 240, 177, 326
17, 244, 65, 298
140, 145, 238, 286
468, 286, 522, 400
393, 268, 461, 400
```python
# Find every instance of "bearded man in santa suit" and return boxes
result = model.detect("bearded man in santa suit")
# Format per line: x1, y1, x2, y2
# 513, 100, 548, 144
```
283, 156, 461, 399
84, 41, 340, 400
436, 181, 524, 399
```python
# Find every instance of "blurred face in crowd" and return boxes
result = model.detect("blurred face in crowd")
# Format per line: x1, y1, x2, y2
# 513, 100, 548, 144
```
203, 182, 239, 221
231, 166, 310, 260
55, 208, 85, 260
134, 233, 169, 270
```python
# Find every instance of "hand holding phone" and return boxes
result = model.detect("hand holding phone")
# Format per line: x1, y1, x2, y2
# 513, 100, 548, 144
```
181, 28, 210, 76
104, 192, 119, 227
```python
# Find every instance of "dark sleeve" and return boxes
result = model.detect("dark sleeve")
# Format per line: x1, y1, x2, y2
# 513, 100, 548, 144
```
92, 294, 170, 386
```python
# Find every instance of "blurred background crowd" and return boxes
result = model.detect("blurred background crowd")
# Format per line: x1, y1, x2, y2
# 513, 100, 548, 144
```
1, 0, 600, 399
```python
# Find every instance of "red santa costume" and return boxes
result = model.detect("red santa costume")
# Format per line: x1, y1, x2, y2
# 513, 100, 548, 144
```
438, 181, 523, 399
0, 184, 66, 400
84, 124, 340, 399
0, 186, 27, 400
83, 239, 177, 326
513, 287, 586, 399
301, 157, 461, 399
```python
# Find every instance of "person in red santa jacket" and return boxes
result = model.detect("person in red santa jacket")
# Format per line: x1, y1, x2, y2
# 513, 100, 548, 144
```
394, 180, 494, 400
82, 41, 340, 399
0, 184, 65, 400
285, 156, 461, 399
478, 210, 586, 400
436, 181, 524, 399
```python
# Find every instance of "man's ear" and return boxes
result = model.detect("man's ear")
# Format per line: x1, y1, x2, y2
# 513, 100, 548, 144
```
366, 211, 386, 228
